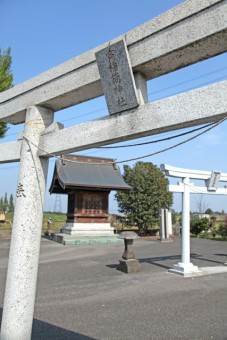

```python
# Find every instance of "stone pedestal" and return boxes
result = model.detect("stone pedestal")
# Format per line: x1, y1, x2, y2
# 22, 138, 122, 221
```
61, 222, 114, 236
118, 259, 141, 273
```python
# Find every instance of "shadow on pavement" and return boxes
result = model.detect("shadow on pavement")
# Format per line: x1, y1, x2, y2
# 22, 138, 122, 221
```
0, 308, 97, 340
139, 253, 225, 267
106, 253, 226, 272
192, 255, 225, 265
106, 254, 183, 271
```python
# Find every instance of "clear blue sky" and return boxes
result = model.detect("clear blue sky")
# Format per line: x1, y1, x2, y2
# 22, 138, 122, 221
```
1, 0, 227, 214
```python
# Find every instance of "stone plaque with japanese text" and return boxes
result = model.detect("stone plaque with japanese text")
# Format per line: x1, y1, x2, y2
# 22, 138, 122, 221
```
95, 39, 139, 114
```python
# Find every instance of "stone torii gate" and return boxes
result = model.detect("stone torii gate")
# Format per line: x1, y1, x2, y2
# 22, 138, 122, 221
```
0, 0, 227, 338
161, 164, 227, 276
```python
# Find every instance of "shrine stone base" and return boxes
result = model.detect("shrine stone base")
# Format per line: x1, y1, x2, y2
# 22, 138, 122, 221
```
118, 259, 141, 273
61, 222, 114, 237
157, 238, 173, 243
168, 262, 202, 277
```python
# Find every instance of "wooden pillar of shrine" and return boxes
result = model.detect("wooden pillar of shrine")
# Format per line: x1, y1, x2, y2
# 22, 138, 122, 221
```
66, 190, 110, 223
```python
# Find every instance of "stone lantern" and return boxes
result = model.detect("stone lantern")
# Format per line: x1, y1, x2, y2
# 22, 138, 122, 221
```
118, 231, 141, 273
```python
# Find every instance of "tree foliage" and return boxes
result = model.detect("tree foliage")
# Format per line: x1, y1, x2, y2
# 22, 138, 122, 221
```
115, 162, 173, 235
205, 208, 213, 215
190, 217, 211, 236
9, 194, 14, 212
0, 48, 13, 138
0, 193, 14, 212
218, 216, 227, 238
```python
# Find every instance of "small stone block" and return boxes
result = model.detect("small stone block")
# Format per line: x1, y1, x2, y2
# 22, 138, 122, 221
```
157, 238, 173, 243
118, 259, 141, 273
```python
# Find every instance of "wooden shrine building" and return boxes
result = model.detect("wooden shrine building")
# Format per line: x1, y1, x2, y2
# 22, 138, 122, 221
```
49, 155, 131, 236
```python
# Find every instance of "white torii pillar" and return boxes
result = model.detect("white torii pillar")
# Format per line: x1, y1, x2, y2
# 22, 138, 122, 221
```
160, 164, 227, 277
0, 106, 53, 340
170, 177, 199, 275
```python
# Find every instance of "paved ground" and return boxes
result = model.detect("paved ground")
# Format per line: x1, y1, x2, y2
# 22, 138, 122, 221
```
0, 236, 227, 340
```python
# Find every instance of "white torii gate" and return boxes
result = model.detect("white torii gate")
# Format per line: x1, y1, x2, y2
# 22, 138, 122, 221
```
0, 0, 227, 338
161, 164, 227, 276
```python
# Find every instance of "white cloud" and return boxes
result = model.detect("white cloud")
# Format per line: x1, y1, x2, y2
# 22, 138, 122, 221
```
200, 132, 223, 145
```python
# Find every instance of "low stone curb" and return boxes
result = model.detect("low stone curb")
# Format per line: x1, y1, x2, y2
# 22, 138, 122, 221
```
50, 233, 124, 245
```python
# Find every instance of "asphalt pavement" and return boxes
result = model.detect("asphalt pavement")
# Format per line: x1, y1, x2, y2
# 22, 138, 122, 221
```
0, 236, 227, 340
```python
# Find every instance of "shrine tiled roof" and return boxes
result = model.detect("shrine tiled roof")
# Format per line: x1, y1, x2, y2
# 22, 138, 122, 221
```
49, 155, 131, 194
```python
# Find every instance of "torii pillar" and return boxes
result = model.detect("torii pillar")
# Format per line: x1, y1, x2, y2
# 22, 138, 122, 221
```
0, 106, 53, 340
169, 176, 199, 276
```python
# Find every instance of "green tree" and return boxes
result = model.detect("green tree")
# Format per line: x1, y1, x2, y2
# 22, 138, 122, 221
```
115, 162, 173, 235
218, 216, 227, 238
0, 48, 13, 138
205, 208, 213, 215
9, 194, 14, 212
3, 193, 8, 211
190, 217, 211, 236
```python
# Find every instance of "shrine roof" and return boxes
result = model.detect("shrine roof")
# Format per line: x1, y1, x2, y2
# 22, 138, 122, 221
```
49, 155, 131, 194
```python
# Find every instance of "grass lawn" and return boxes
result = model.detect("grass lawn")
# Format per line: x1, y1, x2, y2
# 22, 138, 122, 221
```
0, 212, 66, 235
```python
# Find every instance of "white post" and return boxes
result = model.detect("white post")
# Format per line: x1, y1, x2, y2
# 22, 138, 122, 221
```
0, 106, 53, 340
160, 208, 165, 239
164, 209, 169, 238
168, 211, 172, 235
169, 177, 199, 276
181, 177, 190, 264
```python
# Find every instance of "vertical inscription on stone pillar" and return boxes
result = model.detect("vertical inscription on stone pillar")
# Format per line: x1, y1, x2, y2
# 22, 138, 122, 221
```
95, 39, 139, 115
